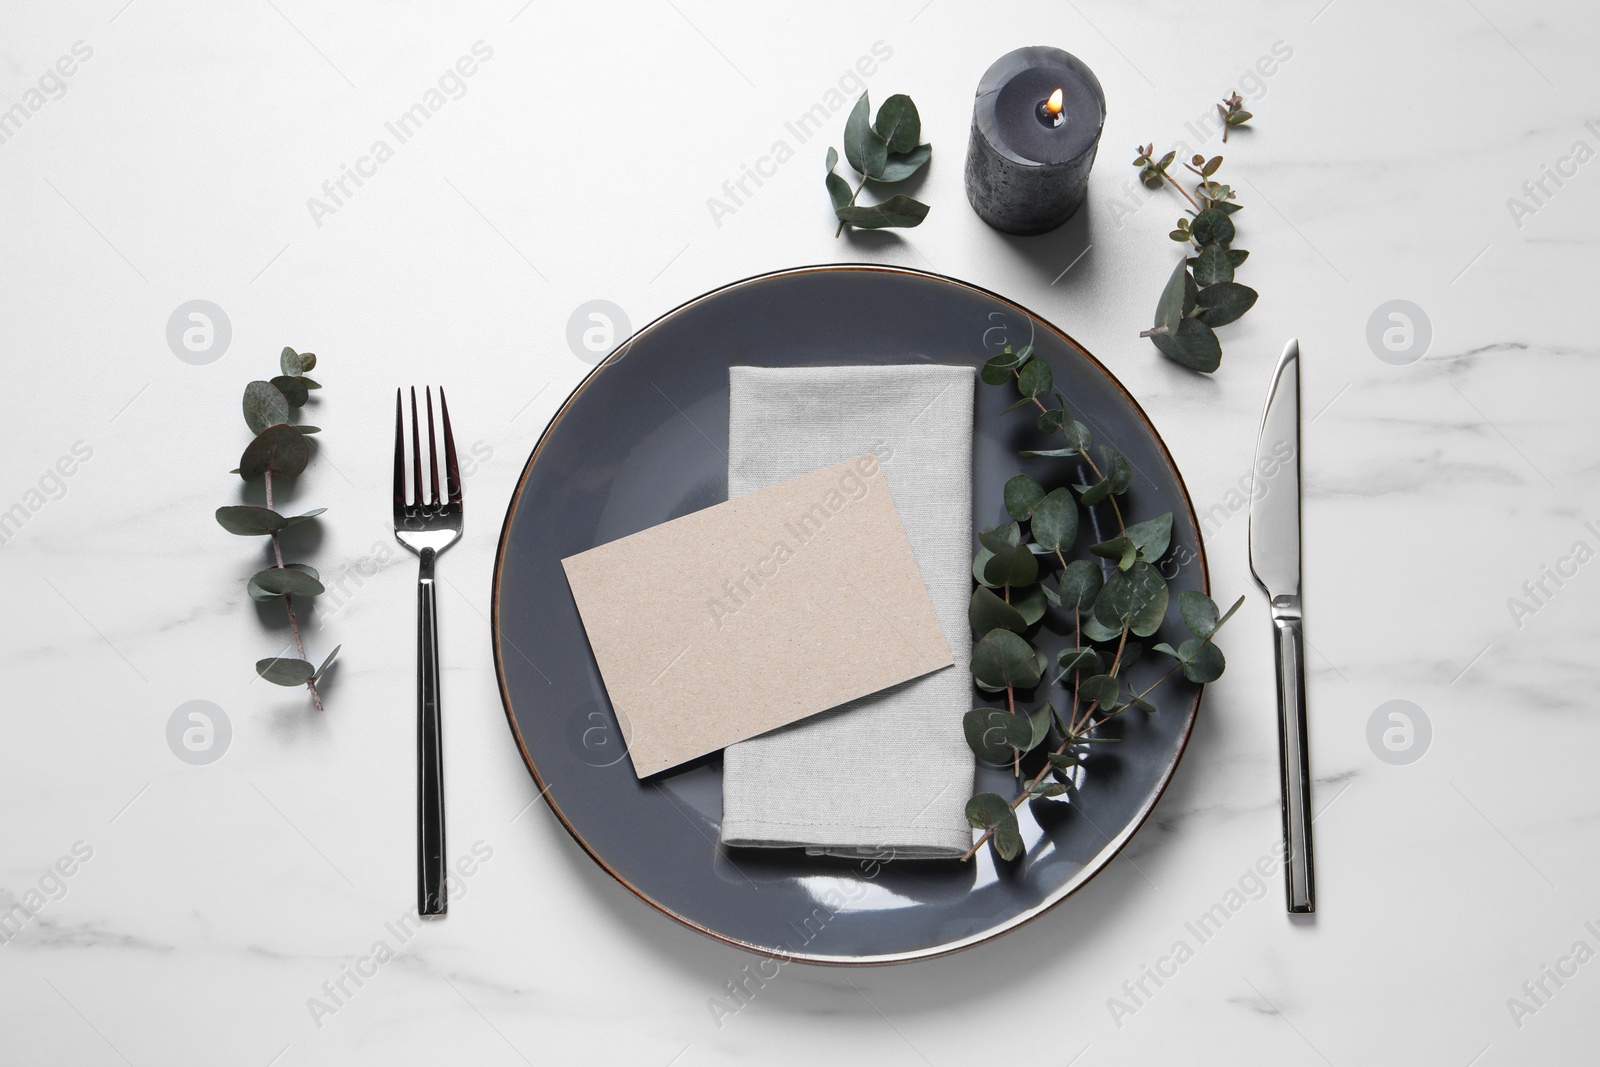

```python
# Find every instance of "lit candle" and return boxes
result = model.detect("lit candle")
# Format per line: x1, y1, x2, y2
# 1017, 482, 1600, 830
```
964, 47, 1106, 235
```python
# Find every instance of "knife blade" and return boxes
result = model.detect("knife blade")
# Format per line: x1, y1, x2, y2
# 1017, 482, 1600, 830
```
1248, 339, 1315, 914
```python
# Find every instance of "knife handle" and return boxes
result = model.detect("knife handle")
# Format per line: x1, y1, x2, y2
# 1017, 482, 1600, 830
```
1271, 602, 1315, 913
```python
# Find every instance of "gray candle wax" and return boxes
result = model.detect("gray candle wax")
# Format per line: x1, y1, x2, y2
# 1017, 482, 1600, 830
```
964, 46, 1106, 235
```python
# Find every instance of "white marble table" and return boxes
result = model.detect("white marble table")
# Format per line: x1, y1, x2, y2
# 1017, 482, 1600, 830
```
3, 1, 1594, 1063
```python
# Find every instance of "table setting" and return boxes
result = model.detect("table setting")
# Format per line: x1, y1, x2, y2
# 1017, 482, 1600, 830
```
4, 1, 1597, 1063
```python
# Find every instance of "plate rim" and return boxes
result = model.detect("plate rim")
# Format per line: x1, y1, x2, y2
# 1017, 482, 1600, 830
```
490, 263, 1210, 965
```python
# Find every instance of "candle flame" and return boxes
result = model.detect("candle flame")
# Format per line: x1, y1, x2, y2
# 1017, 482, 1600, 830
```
1046, 88, 1064, 115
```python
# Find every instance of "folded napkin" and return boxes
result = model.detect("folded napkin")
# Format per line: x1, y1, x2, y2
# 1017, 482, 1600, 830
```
719, 365, 976, 859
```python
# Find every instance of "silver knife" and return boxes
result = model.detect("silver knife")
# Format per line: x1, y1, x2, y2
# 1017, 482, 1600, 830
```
1249, 339, 1314, 914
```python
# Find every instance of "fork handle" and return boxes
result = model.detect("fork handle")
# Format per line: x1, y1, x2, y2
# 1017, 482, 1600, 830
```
417, 546, 447, 916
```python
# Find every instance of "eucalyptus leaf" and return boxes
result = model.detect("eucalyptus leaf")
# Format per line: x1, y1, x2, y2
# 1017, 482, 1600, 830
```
834, 194, 928, 229
239, 424, 310, 481
215, 505, 286, 536
1004, 474, 1045, 521
1104, 448, 1132, 495
1190, 208, 1236, 246
1151, 317, 1223, 372
1081, 613, 1123, 643
1095, 560, 1169, 637
980, 361, 1012, 387
1056, 559, 1103, 611
1061, 418, 1094, 455
1027, 701, 1054, 751
256, 657, 315, 686
1029, 781, 1070, 799
313, 644, 341, 682
1017, 358, 1052, 399
1013, 584, 1048, 627
250, 566, 326, 598
1193, 244, 1235, 286
982, 522, 1022, 548
1179, 589, 1220, 638
1056, 646, 1103, 677
1029, 488, 1078, 553
243, 380, 289, 435
877, 143, 931, 182
978, 528, 1039, 587
981, 346, 1030, 384
1124, 512, 1174, 563
971, 629, 1043, 689
824, 147, 853, 211
964, 708, 1032, 764
872, 93, 920, 153
972, 545, 999, 588
1195, 282, 1258, 328
1089, 534, 1137, 570
1077, 474, 1112, 507
965, 793, 1023, 860
294, 425, 321, 434
1152, 257, 1188, 338
1177, 637, 1226, 683
280, 347, 305, 375
271, 375, 309, 407
842, 92, 884, 177
246, 561, 319, 602
970, 585, 1028, 636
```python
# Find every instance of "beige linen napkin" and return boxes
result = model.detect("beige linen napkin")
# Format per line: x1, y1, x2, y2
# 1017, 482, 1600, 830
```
719, 365, 976, 859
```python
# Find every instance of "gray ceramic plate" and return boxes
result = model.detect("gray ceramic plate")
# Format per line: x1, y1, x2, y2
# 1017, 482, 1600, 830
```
492, 264, 1209, 964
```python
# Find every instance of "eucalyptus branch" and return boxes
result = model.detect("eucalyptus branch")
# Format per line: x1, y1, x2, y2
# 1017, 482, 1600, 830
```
824, 91, 932, 235
1130, 95, 1259, 374
960, 344, 1242, 863
1134, 143, 1200, 211
214, 347, 339, 708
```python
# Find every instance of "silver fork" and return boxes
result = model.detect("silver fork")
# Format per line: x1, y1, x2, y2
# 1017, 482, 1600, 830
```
393, 387, 462, 916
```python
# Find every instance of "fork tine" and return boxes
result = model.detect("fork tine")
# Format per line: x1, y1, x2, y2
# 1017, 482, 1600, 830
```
425, 387, 441, 508
439, 388, 461, 509
393, 388, 406, 513
409, 387, 423, 513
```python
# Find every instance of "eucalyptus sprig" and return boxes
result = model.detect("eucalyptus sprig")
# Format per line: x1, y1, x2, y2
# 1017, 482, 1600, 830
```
962, 344, 1244, 862
824, 91, 932, 236
214, 347, 338, 710
1217, 91, 1252, 142
1132, 100, 1260, 374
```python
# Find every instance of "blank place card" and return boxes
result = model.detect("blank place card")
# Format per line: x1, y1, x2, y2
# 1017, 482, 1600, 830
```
561, 454, 952, 777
